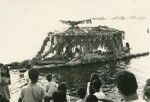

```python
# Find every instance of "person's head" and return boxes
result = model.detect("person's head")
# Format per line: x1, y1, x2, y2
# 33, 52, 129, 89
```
116, 71, 138, 96
86, 94, 98, 102
28, 68, 39, 83
77, 87, 86, 99
144, 86, 150, 101
52, 91, 66, 102
90, 73, 100, 83
92, 80, 102, 92
58, 82, 67, 94
1, 65, 10, 77
0, 63, 3, 68
46, 73, 53, 82
26, 64, 32, 70
89, 73, 100, 94
126, 42, 130, 48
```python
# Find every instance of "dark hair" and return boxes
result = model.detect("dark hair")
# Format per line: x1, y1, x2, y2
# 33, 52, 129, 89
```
1, 66, 10, 78
126, 42, 130, 48
52, 91, 67, 102
0, 63, 3, 67
28, 68, 39, 82
77, 87, 86, 99
116, 71, 138, 96
144, 87, 150, 100
86, 95, 98, 102
46, 73, 52, 82
90, 73, 100, 84
58, 83, 67, 94
89, 73, 100, 94
92, 80, 102, 92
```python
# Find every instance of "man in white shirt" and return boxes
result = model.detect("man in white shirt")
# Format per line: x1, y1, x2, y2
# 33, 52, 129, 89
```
18, 68, 46, 102
92, 80, 113, 102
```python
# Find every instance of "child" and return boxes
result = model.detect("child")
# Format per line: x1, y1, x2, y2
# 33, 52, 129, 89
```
45, 73, 58, 97
77, 87, 86, 102
18, 68, 46, 102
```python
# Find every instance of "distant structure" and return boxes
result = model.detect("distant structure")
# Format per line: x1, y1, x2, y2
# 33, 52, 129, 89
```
60, 19, 92, 27
35, 19, 124, 61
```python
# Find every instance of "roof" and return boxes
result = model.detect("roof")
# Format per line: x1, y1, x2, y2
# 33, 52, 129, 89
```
53, 25, 124, 37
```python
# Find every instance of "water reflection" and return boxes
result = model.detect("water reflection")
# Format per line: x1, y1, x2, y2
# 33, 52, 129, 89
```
40, 60, 130, 101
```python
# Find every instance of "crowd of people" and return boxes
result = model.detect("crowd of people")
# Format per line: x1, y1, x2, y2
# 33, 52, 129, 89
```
1, 63, 150, 102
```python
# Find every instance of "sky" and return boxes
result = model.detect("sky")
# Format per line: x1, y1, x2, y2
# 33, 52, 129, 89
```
0, 0, 150, 64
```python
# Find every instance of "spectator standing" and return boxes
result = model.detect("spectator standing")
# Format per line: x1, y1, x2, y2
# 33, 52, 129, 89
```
87, 73, 100, 95
58, 82, 70, 102
45, 73, 58, 101
18, 68, 46, 102
92, 80, 106, 100
0, 64, 11, 102
143, 87, 150, 101
52, 91, 67, 102
76, 87, 86, 102
24, 64, 32, 83
116, 71, 144, 102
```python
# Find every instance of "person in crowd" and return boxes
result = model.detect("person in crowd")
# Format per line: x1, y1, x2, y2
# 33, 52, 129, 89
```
76, 87, 87, 102
143, 79, 150, 101
143, 86, 150, 101
87, 73, 100, 95
45, 73, 58, 98
0, 64, 11, 102
24, 64, 32, 83
144, 79, 150, 93
0, 93, 7, 102
18, 68, 46, 102
74, 48, 81, 58
92, 80, 106, 99
63, 45, 74, 60
123, 42, 130, 54
116, 71, 144, 102
92, 80, 113, 102
86, 94, 98, 102
52, 91, 67, 102
57, 82, 70, 102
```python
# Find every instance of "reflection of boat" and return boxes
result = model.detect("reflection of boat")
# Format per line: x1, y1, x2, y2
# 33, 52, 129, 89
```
32, 20, 149, 70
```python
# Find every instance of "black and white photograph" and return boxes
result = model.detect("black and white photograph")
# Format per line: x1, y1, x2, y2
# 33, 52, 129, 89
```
0, 0, 150, 102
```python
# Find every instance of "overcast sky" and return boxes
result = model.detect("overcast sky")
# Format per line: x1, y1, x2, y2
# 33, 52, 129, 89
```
0, 0, 150, 64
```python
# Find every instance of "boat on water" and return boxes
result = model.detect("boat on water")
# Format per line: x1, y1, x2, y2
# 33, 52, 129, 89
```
26, 20, 150, 70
